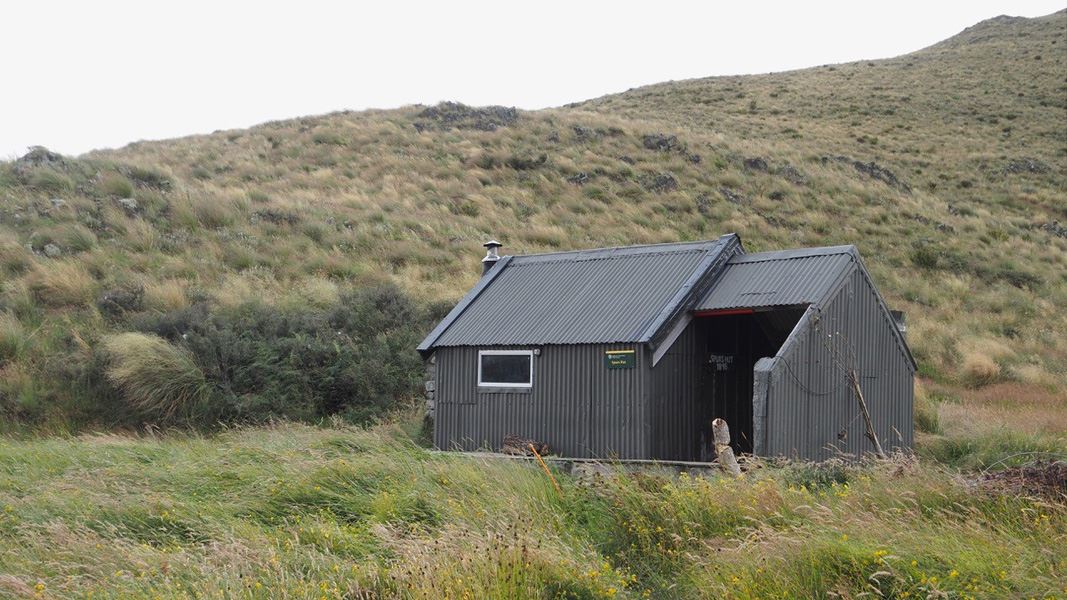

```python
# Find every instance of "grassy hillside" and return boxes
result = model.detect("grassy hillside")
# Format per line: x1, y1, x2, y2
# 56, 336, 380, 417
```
0, 12, 1064, 435
0, 419, 1063, 599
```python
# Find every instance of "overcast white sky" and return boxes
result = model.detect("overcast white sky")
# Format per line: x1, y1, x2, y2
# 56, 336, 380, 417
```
1, 1, 1062, 159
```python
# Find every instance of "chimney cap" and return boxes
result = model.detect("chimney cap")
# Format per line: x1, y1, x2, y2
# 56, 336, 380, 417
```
483, 239, 502, 249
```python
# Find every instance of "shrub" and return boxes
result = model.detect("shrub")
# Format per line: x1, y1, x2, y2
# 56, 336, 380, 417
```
102, 332, 211, 423
98, 173, 135, 198
132, 285, 433, 424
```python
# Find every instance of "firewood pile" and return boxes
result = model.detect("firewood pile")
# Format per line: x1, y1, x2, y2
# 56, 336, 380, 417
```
501, 434, 550, 456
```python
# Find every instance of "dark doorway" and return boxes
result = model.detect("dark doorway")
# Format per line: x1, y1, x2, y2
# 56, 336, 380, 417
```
693, 307, 804, 458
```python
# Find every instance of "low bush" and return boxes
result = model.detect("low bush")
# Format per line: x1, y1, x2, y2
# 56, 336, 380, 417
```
129, 284, 439, 425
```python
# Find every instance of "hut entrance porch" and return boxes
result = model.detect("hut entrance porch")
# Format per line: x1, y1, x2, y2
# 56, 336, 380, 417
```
691, 307, 805, 459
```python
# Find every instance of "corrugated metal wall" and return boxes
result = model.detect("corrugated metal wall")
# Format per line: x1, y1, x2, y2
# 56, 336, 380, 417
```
649, 323, 705, 461
764, 266, 915, 459
434, 344, 650, 459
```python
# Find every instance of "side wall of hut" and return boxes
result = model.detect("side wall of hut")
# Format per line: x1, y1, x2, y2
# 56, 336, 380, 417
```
433, 344, 651, 459
763, 266, 915, 459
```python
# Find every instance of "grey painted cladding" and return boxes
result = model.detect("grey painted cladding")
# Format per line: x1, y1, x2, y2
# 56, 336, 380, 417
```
761, 266, 915, 459
433, 344, 650, 458
421, 236, 736, 349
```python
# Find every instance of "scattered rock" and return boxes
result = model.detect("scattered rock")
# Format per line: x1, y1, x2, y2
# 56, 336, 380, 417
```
43, 243, 62, 258
695, 193, 712, 215
413, 102, 519, 132
572, 126, 599, 141
116, 197, 139, 214
1037, 220, 1067, 239
567, 172, 590, 185
505, 154, 547, 171
687, 153, 702, 164
778, 164, 807, 185
98, 286, 145, 317
822, 155, 911, 192
252, 209, 301, 226
618, 155, 635, 165
49, 198, 66, 209
1005, 158, 1051, 174
13, 146, 67, 177
640, 172, 678, 193
642, 134, 681, 152
719, 187, 746, 205
743, 157, 769, 172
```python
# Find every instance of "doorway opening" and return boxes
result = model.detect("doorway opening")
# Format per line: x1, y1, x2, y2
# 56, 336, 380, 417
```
693, 306, 805, 459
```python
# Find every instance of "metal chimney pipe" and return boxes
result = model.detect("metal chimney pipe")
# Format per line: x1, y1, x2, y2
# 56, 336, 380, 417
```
482, 239, 502, 275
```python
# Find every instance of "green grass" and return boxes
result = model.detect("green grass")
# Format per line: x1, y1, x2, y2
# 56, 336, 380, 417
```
0, 12, 1064, 596
0, 419, 1062, 599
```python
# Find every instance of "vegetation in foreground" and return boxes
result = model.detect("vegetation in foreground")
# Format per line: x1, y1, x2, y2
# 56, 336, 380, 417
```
0, 419, 1063, 599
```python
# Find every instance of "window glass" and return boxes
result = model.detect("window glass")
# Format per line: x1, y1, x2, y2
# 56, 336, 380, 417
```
479, 352, 532, 386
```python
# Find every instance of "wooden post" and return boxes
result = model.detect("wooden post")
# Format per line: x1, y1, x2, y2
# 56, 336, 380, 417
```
712, 418, 742, 477
849, 369, 887, 459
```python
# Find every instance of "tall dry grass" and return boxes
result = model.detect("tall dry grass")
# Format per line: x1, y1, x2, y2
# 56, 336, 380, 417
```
102, 332, 211, 422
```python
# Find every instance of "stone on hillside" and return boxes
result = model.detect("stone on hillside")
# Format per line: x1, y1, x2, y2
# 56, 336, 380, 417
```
97, 286, 145, 317
49, 198, 67, 209
642, 133, 681, 152
414, 102, 519, 132
567, 172, 590, 185
778, 164, 807, 185
822, 155, 911, 193
43, 243, 62, 258
1005, 158, 1051, 174
743, 157, 769, 171
117, 197, 139, 213
640, 172, 678, 192
572, 126, 599, 141
719, 187, 746, 205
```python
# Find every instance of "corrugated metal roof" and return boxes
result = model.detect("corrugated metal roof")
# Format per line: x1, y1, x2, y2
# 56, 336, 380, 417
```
423, 237, 734, 348
695, 246, 857, 311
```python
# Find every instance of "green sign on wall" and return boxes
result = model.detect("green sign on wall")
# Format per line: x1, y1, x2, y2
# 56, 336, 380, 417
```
605, 349, 636, 369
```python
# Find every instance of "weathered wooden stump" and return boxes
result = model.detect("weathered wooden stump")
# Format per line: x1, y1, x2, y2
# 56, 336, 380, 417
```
712, 418, 742, 477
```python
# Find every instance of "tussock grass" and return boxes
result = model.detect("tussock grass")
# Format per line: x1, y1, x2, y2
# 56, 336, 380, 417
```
25, 260, 95, 308
0, 421, 1061, 598
102, 332, 211, 422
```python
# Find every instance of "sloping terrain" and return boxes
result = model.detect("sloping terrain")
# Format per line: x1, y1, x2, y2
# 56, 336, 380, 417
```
0, 12, 1063, 437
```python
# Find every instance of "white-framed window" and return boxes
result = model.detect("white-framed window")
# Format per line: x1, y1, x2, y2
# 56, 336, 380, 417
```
477, 349, 534, 388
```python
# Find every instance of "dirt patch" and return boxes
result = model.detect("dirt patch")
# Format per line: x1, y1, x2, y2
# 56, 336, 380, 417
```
979, 460, 1067, 501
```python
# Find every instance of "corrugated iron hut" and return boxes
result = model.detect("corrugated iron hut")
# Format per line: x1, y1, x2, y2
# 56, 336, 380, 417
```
418, 234, 914, 461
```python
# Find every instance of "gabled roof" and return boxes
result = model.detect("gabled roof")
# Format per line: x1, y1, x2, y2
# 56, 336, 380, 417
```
696, 246, 857, 312
418, 235, 739, 352
694, 245, 916, 370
